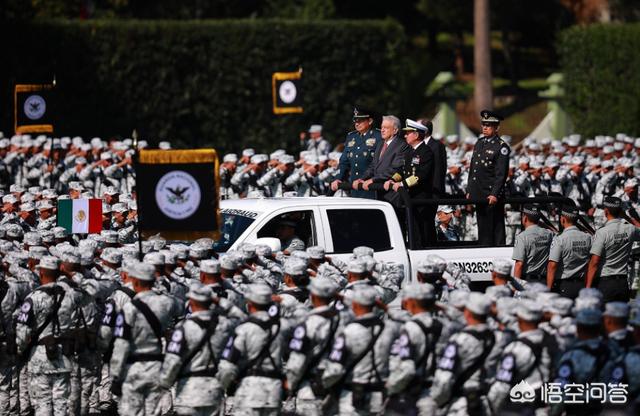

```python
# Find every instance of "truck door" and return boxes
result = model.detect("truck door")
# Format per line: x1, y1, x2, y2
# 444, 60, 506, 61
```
320, 206, 409, 271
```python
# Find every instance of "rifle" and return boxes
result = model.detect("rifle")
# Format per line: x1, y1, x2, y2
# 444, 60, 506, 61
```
575, 214, 595, 235
537, 210, 559, 233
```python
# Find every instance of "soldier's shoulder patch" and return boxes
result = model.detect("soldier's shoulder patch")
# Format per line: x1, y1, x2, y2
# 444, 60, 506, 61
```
101, 299, 116, 327
555, 361, 573, 384
16, 299, 33, 325
390, 331, 413, 360
166, 328, 185, 355
329, 335, 346, 363
437, 342, 457, 371
610, 365, 625, 384
495, 353, 515, 383
113, 311, 131, 340
288, 324, 308, 353
221, 334, 241, 363
501, 146, 509, 155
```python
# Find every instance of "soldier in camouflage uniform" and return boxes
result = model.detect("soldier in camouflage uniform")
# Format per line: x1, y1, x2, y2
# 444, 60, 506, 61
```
285, 277, 340, 416
487, 300, 559, 414
386, 283, 442, 415
322, 285, 399, 416
15, 256, 78, 416
159, 282, 235, 416
109, 261, 179, 415
217, 284, 291, 416
425, 292, 496, 416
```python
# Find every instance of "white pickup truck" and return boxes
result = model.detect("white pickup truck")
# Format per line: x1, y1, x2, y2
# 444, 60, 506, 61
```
214, 197, 513, 287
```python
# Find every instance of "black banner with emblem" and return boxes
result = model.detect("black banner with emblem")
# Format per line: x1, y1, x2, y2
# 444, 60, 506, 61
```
135, 149, 220, 241
272, 69, 303, 114
14, 83, 55, 134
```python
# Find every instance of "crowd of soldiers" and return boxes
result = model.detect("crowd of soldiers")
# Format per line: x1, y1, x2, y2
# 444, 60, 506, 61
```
0, 120, 638, 416
220, 115, 640, 244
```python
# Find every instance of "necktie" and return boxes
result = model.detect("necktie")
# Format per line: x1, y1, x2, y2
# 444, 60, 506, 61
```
379, 141, 389, 159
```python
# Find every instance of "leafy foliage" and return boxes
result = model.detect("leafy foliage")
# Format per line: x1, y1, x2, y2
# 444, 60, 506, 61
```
559, 24, 640, 136
0, 19, 404, 151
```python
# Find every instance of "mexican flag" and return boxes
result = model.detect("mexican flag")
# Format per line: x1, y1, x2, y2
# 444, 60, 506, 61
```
57, 198, 102, 234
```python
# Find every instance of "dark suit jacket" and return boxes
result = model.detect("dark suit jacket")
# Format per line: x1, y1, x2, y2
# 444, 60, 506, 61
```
363, 136, 410, 181
425, 137, 447, 197
362, 136, 410, 200
386, 141, 435, 207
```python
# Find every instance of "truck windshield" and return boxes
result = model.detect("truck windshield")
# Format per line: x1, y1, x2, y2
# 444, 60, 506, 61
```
212, 213, 255, 252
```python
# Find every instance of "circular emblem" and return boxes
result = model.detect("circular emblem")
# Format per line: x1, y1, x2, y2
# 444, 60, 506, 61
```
502, 355, 515, 370
115, 315, 124, 326
444, 344, 456, 358
75, 209, 86, 223
155, 170, 201, 220
293, 326, 306, 339
278, 81, 297, 104
611, 366, 624, 381
558, 364, 571, 378
105, 303, 113, 314
333, 336, 345, 350
172, 330, 183, 342
268, 304, 279, 317
501, 147, 509, 156
21, 302, 31, 313
398, 333, 409, 347
24, 95, 46, 120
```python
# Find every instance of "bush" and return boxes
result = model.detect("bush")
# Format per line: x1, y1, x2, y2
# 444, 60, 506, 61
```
0, 19, 405, 152
558, 24, 640, 136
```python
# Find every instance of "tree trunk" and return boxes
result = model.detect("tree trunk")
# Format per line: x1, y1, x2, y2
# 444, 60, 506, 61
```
474, 0, 493, 111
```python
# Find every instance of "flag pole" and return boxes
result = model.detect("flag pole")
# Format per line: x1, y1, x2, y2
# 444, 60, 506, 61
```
132, 129, 143, 260
48, 75, 56, 189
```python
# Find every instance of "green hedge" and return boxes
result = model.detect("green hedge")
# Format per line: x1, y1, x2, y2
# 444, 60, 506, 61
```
558, 24, 640, 136
0, 19, 405, 151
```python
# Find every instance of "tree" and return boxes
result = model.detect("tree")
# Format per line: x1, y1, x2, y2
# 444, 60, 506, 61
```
474, 0, 492, 111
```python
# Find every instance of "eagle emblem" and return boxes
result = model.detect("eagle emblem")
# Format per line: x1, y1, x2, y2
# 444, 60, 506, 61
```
166, 185, 190, 204
75, 209, 86, 222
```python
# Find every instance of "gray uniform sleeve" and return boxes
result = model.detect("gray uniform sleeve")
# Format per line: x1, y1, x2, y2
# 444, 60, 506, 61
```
548, 236, 562, 263
590, 230, 606, 256
512, 234, 526, 262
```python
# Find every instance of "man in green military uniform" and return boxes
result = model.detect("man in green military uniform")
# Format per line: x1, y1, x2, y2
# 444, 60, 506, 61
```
466, 110, 510, 245
331, 107, 382, 199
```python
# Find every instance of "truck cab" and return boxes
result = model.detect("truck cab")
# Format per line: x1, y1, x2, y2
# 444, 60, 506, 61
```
215, 197, 513, 285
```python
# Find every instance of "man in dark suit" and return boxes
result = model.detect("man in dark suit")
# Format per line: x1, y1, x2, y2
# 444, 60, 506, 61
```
384, 119, 435, 248
418, 119, 447, 244
467, 110, 510, 246
352, 115, 409, 201
418, 119, 447, 198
